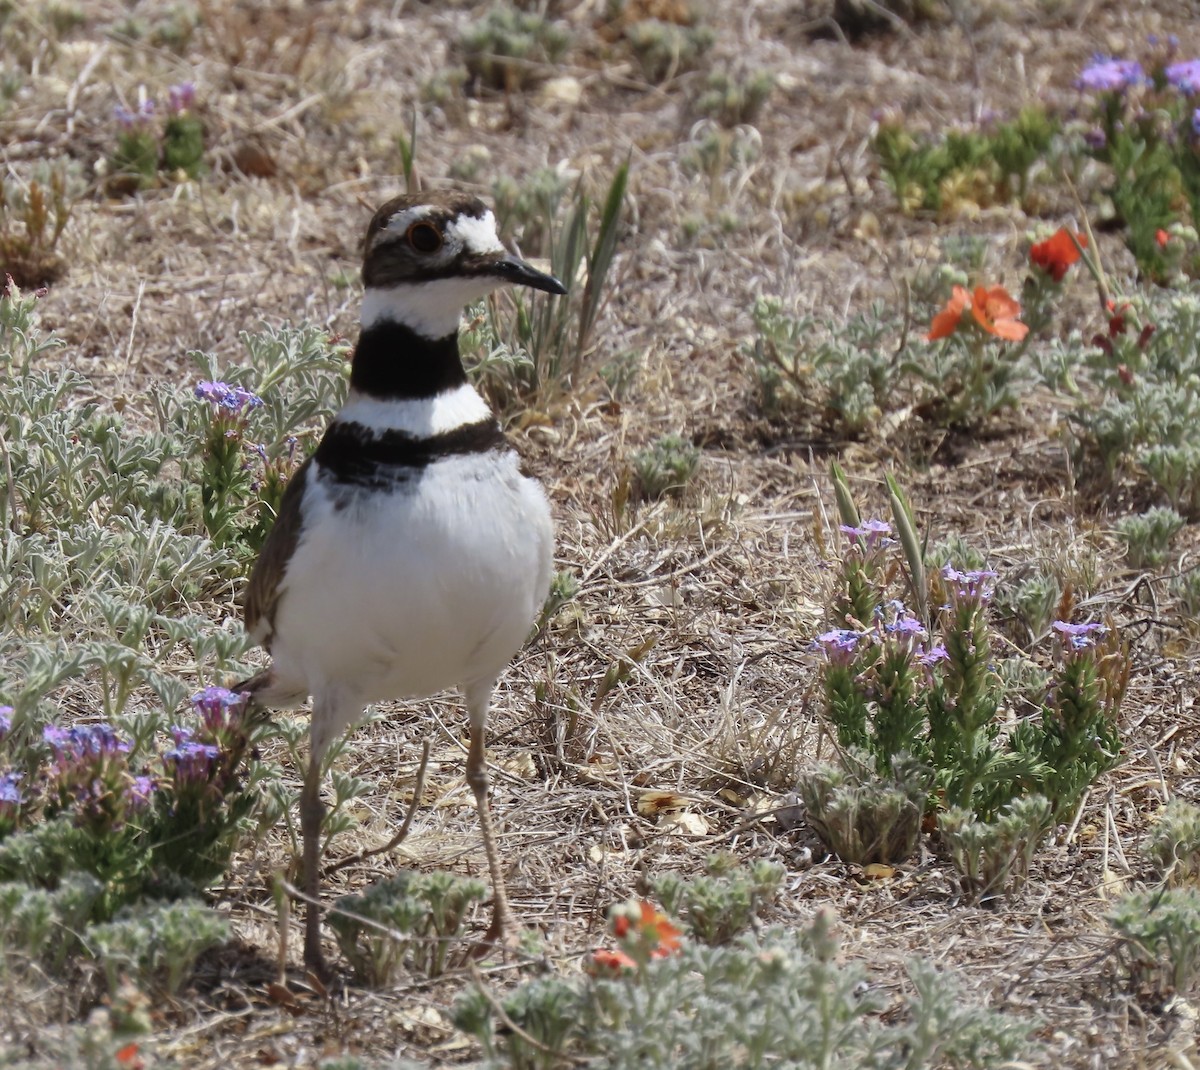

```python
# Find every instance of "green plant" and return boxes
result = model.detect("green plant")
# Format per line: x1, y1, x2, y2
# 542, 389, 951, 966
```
632, 433, 699, 500
0, 164, 74, 287
1074, 53, 1200, 281
106, 83, 206, 192
1114, 506, 1184, 568
1143, 800, 1200, 885
873, 106, 1057, 218
1109, 888, 1200, 995
464, 163, 627, 409
623, 18, 714, 83
744, 298, 901, 435
937, 795, 1052, 901
653, 854, 784, 945
457, 7, 570, 93
329, 870, 486, 984
811, 465, 1127, 893
455, 906, 1034, 1069
1170, 567, 1200, 617
88, 899, 228, 996
693, 68, 775, 127
799, 753, 931, 866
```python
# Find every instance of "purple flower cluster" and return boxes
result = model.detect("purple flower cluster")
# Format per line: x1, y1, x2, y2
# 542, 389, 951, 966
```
164, 728, 222, 787
42, 722, 135, 830
1052, 620, 1106, 651
43, 723, 130, 761
1167, 60, 1200, 94
941, 565, 997, 605
190, 686, 251, 737
114, 99, 156, 130
194, 380, 264, 415
1077, 57, 1148, 93
816, 628, 864, 666
168, 82, 196, 114
840, 519, 894, 551
0, 772, 22, 806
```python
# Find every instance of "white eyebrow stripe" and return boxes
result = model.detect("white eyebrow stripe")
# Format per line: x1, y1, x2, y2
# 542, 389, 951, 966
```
445, 210, 505, 255
382, 205, 434, 235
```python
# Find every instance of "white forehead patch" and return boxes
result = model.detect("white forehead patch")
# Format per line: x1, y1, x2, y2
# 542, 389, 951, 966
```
445, 210, 504, 255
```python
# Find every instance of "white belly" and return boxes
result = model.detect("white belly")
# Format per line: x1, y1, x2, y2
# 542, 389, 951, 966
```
268, 451, 553, 706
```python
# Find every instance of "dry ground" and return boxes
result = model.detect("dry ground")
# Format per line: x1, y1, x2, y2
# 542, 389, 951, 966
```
4, 0, 1200, 1066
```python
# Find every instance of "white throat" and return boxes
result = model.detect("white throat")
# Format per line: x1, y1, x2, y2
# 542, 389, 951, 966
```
361, 278, 496, 340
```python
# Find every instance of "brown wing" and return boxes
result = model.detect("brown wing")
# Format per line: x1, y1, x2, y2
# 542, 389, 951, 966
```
242, 456, 313, 648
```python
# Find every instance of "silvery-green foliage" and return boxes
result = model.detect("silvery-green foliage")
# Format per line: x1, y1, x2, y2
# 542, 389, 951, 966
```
799, 753, 931, 866
937, 795, 1052, 901
1144, 800, 1200, 886
1109, 887, 1200, 995
633, 433, 700, 500
1115, 505, 1184, 568
88, 899, 228, 996
330, 870, 485, 984
456, 915, 1036, 1070
653, 853, 784, 945
745, 297, 901, 434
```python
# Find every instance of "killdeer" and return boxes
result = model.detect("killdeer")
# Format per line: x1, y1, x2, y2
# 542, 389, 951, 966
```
240, 191, 565, 973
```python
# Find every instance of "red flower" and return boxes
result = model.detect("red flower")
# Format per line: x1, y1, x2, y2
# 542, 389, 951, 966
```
611, 900, 683, 957
589, 948, 637, 973
1030, 227, 1087, 282
970, 285, 1029, 341
927, 285, 971, 340
1156, 228, 1170, 247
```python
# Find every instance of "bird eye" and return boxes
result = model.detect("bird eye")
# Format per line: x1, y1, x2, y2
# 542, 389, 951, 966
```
407, 222, 443, 254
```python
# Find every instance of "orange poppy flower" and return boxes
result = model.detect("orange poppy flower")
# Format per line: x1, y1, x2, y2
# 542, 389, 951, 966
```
927, 285, 971, 340
612, 900, 683, 956
970, 285, 1029, 341
590, 948, 637, 973
1156, 228, 1170, 247
1030, 227, 1087, 282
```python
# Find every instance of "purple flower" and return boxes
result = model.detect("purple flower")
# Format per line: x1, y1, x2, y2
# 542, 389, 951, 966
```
1084, 127, 1107, 151
128, 775, 157, 812
816, 629, 865, 666
1052, 619, 1106, 650
1077, 57, 1147, 93
917, 644, 949, 666
1166, 60, 1200, 94
1192, 107, 1200, 138
0, 772, 22, 806
886, 614, 925, 636
43, 723, 130, 760
840, 518, 894, 552
190, 686, 250, 731
168, 82, 196, 113
0, 706, 11, 738
194, 380, 264, 414
941, 565, 998, 604
164, 739, 221, 785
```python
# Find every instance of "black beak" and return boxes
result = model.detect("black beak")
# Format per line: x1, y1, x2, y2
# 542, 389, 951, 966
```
490, 254, 568, 295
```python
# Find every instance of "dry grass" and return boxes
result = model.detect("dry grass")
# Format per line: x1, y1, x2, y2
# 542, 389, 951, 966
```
4, 0, 1200, 1065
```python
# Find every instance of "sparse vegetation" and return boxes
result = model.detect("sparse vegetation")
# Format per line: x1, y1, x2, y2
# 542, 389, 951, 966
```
1, 1, 1198, 1066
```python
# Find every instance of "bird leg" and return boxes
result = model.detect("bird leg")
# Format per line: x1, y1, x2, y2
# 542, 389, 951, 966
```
300, 753, 327, 975
465, 683, 513, 947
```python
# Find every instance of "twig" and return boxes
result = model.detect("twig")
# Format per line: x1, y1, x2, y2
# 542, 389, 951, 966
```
321, 740, 431, 878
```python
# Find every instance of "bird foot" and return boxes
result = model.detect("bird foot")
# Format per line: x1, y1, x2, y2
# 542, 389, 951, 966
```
457, 913, 521, 965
